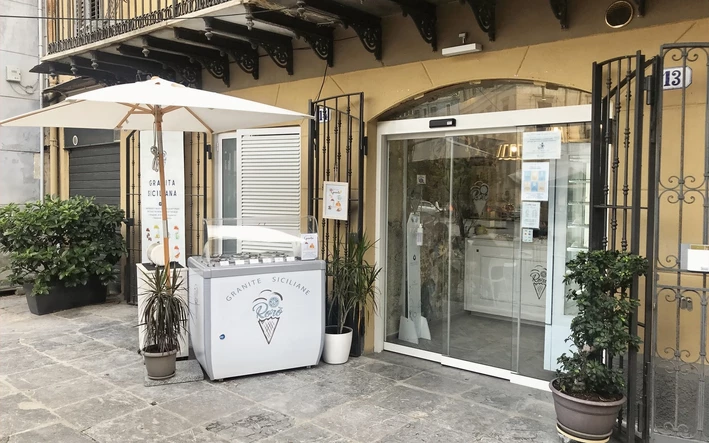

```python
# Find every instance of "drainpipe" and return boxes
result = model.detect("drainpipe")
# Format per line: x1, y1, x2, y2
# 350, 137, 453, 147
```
37, 0, 44, 200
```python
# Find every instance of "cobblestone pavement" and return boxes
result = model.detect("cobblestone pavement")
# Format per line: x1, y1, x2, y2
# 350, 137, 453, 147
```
0, 293, 602, 442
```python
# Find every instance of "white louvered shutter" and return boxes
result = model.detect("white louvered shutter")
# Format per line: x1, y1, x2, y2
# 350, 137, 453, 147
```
236, 127, 301, 253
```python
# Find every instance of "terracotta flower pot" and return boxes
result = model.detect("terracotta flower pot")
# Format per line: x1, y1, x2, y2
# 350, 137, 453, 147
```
550, 379, 626, 441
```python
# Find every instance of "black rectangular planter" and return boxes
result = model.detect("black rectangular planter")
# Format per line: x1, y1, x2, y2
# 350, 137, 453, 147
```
24, 278, 107, 315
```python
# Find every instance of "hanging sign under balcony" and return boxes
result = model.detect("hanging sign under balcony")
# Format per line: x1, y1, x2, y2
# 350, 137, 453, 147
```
140, 131, 186, 266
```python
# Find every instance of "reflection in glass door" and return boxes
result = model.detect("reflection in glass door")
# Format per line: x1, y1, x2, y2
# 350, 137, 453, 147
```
385, 138, 450, 355
382, 119, 592, 382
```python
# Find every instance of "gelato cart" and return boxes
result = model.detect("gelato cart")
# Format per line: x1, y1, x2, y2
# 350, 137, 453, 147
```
188, 217, 325, 380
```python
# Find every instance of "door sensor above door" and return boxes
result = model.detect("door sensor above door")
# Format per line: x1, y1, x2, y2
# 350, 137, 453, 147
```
429, 118, 456, 128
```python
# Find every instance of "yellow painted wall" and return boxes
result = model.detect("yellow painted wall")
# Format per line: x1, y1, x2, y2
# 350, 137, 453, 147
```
47, 0, 709, 358
211, 17, 709, 354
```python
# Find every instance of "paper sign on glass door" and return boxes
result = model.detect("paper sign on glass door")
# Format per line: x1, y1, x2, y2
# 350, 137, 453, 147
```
521, 202, 541, 229
522, 131, 562, 160
521, 162, 550, 201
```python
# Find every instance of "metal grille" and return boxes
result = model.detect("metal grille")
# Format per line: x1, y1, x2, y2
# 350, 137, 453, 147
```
123, 131, 209, 304
308, 93, 365, 259
590, 51, 658, 442
651, 43, 709, 443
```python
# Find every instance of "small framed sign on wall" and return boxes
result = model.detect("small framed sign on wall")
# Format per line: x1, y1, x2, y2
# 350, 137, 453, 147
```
323, 181, 349, 221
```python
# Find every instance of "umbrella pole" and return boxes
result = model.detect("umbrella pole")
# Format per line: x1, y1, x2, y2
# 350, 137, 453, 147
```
155, 106, 171, 284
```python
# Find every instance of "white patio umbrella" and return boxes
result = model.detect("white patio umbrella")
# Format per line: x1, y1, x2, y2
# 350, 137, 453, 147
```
0, 77, 311, 278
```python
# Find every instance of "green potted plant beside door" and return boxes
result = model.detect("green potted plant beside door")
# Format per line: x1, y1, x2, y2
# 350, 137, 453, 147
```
323, 234, 380, 365
551, 249, 648, 441
139, 266, 188, 380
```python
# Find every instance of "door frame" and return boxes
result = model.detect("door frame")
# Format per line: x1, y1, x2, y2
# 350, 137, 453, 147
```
374, 104, 592, 387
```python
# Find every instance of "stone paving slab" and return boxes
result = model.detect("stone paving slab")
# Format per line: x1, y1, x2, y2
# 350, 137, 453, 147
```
2, 423, 95, 443
0, 294, 626, 443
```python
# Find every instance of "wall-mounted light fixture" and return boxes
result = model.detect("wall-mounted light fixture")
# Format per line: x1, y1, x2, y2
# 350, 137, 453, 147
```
442, 32, 482, 57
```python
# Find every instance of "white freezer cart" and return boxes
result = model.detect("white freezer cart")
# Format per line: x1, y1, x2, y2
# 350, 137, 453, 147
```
188, 217, 325, 381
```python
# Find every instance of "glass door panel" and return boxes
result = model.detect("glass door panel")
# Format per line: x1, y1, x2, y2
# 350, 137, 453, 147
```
385, 138, 451, 354
502, 123, 592, 379
447, 133, 517, 371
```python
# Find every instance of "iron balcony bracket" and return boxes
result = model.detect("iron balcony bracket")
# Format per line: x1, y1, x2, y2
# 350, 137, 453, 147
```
388, 0, 437, 51
141, 36, 230, 86
115, 44, 202, 88
174, 27, 260, 80
549, 0, 568, 29
204, 18, 294, 75
463, 0, 496, 42
247, 6, 334, 67
631, 0, 645, 16
297, 0, 382, 61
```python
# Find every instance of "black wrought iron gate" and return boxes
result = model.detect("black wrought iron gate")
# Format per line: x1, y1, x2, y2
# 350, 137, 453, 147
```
123, 131, 210, 304
591, 43, 709, 443
307, 93, 366, 257
651, 43, 709, 443
590, 51, 658, 443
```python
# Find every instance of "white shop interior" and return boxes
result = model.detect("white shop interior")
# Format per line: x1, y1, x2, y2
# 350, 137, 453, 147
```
373, 81, 592, 388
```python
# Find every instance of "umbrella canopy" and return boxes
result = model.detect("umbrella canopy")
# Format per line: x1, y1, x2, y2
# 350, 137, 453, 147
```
0, 77, 310, 132
0, 76, 312, 279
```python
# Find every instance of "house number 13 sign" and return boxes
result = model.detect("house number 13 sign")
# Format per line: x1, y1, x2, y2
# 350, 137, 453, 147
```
663, 67, 693, 90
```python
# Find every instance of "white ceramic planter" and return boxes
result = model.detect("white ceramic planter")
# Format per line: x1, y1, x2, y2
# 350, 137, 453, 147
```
323, 326, 353, 365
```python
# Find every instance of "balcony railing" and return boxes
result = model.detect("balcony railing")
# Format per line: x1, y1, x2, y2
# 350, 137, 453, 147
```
47, 0, 231, 54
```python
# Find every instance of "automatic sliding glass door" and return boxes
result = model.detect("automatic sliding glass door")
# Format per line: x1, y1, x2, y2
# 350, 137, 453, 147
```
381, 111, 591, 382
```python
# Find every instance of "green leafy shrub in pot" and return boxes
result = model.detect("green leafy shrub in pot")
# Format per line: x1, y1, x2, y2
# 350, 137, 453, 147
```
555, 249, 648, 400
0, 196, 126, 295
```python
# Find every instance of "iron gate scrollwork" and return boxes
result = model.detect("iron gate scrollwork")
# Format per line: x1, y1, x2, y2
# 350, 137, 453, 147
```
651, 43, 709, 443
308, 93, 366, 354
590, 51, 659, 442
123, 131, 210, 304
591, 43, 709, 443
308, 93, 366, 256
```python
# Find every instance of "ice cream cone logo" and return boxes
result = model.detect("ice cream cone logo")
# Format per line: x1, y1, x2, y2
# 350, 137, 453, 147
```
529, 265, 547, 300
173, 225, 180, 240
173, 245, 180, 260
471, 181, 489, 216
252, 290, 284, 345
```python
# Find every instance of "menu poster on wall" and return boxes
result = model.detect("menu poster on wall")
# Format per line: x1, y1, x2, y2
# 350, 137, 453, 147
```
521, 201, 541, 229
140, 131, 186, 266
323, 181, 349, 221
521, 162, 550, 201
522, 131, 562, 160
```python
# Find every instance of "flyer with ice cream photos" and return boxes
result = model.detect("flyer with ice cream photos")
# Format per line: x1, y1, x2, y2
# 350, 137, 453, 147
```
323, 181, 349, 221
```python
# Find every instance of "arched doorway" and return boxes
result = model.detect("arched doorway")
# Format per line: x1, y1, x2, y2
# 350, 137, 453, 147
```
374, 80, 592, 387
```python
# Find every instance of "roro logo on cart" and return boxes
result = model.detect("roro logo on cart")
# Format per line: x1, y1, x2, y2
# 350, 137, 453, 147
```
252, 290, 284, 345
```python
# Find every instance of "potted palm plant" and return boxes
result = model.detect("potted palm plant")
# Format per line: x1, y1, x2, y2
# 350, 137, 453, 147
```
139, 266, 188, 380
551, 249, 648, 441
323, 234, 380, 365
